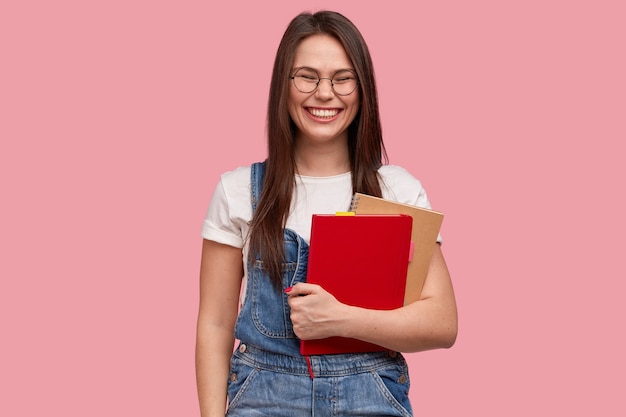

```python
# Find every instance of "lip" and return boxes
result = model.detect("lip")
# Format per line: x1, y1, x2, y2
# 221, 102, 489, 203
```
305, 107, 343, 121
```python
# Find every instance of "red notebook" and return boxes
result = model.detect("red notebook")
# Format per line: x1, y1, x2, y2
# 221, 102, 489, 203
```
300, 213, 413, 355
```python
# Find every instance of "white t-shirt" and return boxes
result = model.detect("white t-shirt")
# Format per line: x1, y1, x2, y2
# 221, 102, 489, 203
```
202, 164, 437, 247
202, 164, 439, 300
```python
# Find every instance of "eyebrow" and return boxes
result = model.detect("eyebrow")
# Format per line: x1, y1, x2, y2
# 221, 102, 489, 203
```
292, 66, 356, 74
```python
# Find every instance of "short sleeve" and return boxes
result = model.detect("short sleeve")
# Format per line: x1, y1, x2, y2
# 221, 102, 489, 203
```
378, 165, 433, 208
201, 166, 253, 248
201, 179, 244, 247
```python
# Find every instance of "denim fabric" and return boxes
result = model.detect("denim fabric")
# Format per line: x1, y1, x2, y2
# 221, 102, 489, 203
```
227, 344, 413, 416
233, 161, 308, 357
227, 161, 413, 416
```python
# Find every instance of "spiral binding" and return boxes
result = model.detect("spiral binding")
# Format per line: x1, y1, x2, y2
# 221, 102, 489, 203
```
349, 194, 360, 212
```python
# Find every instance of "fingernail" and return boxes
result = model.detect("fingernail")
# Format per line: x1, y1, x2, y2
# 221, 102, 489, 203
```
284, 286, 293, 293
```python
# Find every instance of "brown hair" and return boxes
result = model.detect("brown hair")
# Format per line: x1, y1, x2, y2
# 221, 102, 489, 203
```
249, 10, 388, 289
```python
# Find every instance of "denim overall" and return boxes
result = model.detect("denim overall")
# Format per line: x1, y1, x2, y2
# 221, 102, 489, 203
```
226, 161, 413, 416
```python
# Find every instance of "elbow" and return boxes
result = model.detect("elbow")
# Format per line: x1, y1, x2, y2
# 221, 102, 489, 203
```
439, 303, 458, 349
432, 317, 458, 350
441, 313, 458, 349
441, 325, 458, 349
407, 321, 457, 353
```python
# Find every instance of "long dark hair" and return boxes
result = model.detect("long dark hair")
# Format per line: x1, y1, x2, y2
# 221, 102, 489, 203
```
248, 10, 388, 289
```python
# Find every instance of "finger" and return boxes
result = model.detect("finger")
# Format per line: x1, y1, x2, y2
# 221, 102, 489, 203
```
285, 283, 317, 297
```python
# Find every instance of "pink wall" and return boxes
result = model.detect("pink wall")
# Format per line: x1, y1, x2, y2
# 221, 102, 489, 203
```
1, 1, 624, 415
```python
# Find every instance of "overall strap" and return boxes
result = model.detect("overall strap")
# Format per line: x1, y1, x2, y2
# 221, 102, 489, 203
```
250, 160, 267, 214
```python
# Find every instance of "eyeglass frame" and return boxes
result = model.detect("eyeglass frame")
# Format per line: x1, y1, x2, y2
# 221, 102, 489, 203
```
289, 67, 360, 96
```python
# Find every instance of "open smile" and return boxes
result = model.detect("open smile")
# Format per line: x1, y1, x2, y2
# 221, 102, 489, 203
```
306, 107, 342, 120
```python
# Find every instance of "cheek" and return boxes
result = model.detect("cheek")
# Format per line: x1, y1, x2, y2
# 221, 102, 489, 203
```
288, 104, 300, 126
346, 96, 360, 121
288, 91, 302, 119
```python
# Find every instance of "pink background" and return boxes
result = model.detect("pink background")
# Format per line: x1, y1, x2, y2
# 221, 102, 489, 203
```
1, 1, 624, 415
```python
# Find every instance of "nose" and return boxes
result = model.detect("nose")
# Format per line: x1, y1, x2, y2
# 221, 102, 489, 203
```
315, 77, 334, 98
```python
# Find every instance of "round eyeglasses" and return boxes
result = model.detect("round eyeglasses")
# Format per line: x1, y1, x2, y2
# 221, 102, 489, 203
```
290, 67, 359, 96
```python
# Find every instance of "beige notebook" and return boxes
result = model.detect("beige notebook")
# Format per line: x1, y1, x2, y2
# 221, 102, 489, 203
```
350, 193, 443, 304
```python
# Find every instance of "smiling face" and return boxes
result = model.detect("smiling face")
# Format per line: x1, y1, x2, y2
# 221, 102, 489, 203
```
288, 34, 360, 147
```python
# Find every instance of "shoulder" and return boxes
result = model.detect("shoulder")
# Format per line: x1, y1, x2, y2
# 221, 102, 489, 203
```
220, 164, 251, 185
217, 164, 252, 197
208, 165, 253, 214
378, 165, 421, 183
378, 165, 431, 208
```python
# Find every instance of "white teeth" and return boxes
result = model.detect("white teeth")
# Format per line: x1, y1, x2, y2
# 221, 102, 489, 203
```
309, 108, 339, 118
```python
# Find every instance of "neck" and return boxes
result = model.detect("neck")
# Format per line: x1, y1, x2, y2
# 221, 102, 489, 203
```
296, 148, 350, 177
294, 139, 350, 177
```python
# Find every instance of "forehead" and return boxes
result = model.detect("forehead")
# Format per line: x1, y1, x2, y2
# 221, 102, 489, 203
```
292, 34, 353, 71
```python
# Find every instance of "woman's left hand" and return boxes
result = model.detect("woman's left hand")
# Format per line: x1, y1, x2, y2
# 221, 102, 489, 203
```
285, 283, 349, 340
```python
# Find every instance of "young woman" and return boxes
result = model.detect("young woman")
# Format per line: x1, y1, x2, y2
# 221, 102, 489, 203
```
196, 10, 458, 416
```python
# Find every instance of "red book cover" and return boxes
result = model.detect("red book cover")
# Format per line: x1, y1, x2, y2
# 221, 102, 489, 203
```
301, 214, 413, 355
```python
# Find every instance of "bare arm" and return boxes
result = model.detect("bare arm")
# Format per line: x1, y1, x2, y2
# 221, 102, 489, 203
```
195, 239, 243, 417
287, 244, 457, 352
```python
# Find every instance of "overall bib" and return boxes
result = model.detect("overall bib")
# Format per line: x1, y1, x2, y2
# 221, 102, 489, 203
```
226, 161, 414, 416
